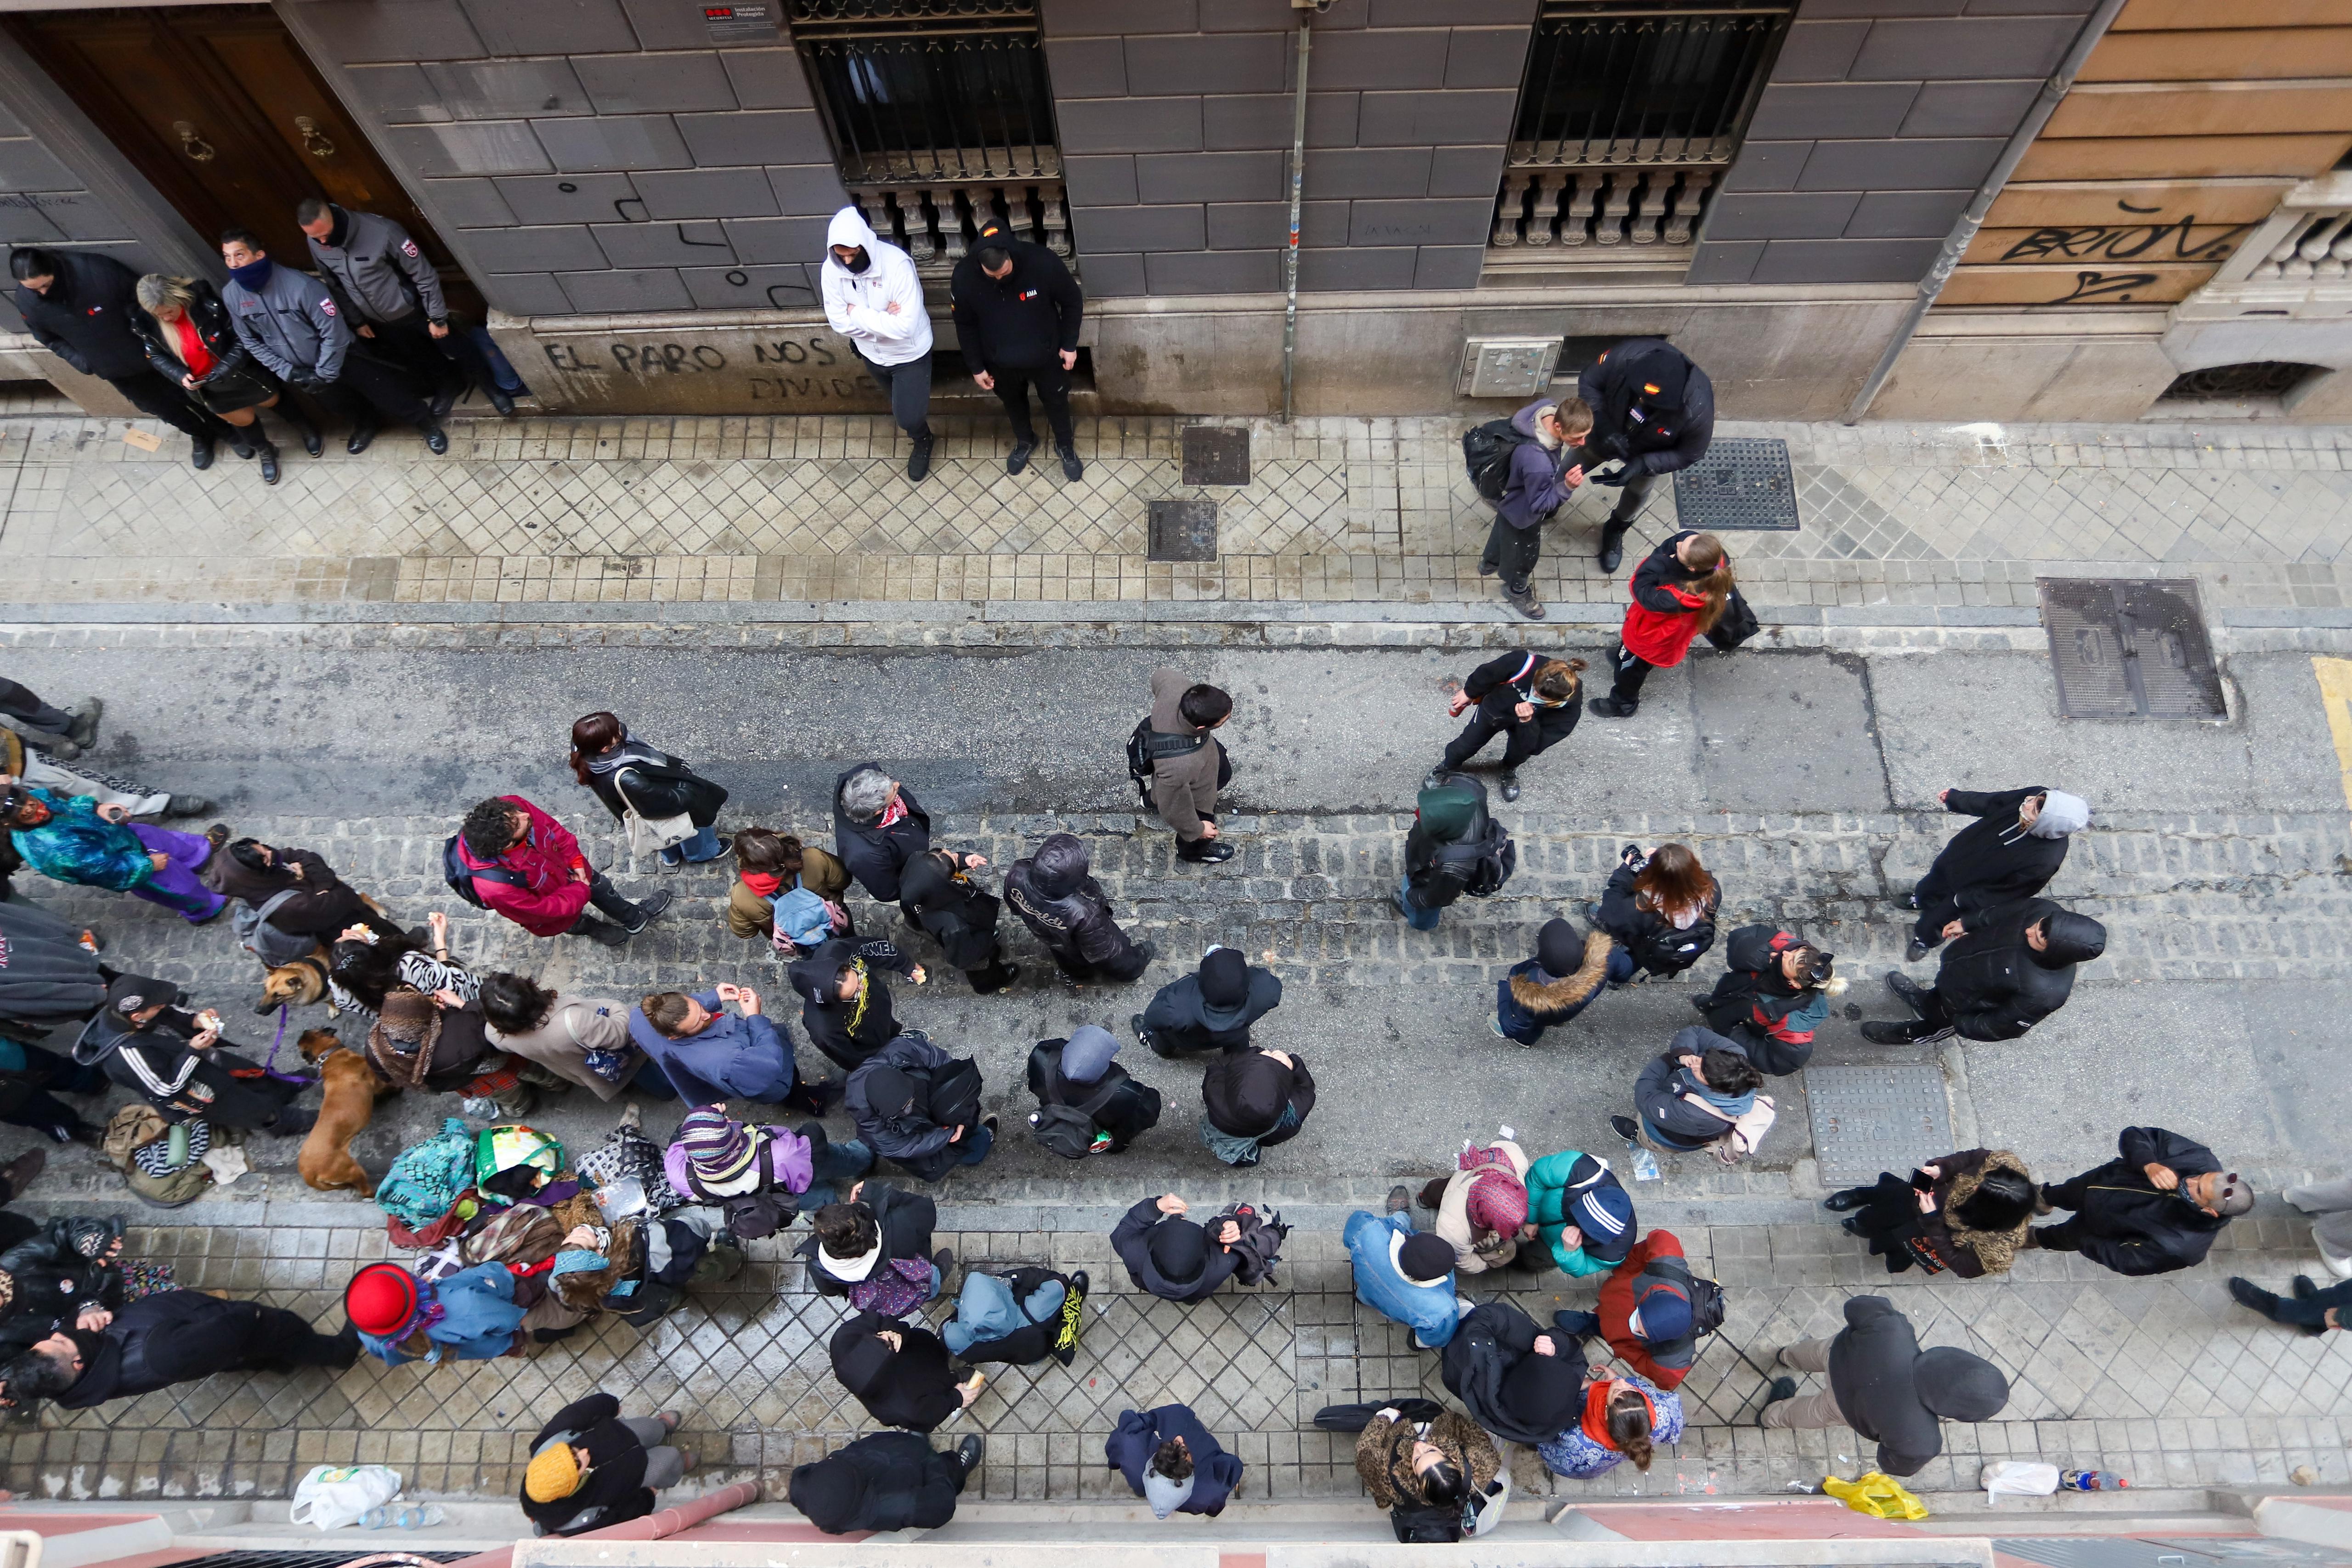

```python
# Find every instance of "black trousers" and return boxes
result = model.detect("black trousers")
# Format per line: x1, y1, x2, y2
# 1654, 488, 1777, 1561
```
362, 311, 475, 397
1607, 642, 1657, 708
230, 1303, 355, 1372
0, 677, 71, 735
1910, 863, 1962, 945
0, 1045, 106, 1140
564, 871, 651, 936
1442, 709, 1565, 771
108, 369, 233, 444
313, 351, 434, 429
1882, 982, 1957, 1042
987, 361, 1074, 449
1480, 516, 1542, 594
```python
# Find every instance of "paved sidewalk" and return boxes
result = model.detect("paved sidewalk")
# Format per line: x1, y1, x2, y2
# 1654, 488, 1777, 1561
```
4, 411, 2352, 624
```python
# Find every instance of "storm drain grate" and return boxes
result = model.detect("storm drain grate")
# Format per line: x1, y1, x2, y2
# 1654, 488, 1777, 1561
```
1181, 425, 1251, 486
1669, 436, 1798, 530
1148, 497, 1218, 562
2038, 577, 2224, 719
1804, 1064, 1952, 1187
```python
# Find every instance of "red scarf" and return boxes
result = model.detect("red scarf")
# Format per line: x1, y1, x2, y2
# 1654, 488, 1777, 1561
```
877, 796, 909, 830
740, 871, 783, 897
171, 316, 216, 378
1581, 1380, 1653, 1450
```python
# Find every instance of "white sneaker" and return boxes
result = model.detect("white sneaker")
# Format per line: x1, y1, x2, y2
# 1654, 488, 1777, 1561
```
2320, 1245, 2352, 1281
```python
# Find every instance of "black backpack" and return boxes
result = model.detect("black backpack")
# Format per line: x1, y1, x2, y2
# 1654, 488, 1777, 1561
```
1685, 1274, 1728, 1336
1439, 818, 1517, 899
1461, 417, 1532, 502
1706, 587, 1760, 651
1029, 1067, 1127, 1159
1125, 717, 1208, 808
442, 834, 523, 910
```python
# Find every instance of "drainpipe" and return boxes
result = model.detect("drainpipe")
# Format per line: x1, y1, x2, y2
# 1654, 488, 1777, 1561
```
434, 1479, 762, 1568
1841, 0, 2133, 425
1279, 7, 1314, 422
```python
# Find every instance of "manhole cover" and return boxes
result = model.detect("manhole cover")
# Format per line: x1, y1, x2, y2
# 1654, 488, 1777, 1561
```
1182, 425, 1251, 486
1148, 497, 1218, 562
1669, 436, 1798, 530
2038, 577, 2223, 719
1804, 1064, 1951, 1187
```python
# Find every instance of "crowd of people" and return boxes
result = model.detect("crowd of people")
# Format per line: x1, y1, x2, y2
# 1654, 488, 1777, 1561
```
0, 640, 2329, 1540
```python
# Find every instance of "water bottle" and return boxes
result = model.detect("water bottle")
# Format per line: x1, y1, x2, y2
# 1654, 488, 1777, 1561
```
360, 1507, 392, 1529
398, 1505, 447, 1529
1628, 1143, 1662, 1182
2060, 1470, 2126, 1491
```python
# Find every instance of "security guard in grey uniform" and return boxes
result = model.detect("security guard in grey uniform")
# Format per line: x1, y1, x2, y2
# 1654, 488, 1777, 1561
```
217, 227, 447, 457
298, 199, 512, 417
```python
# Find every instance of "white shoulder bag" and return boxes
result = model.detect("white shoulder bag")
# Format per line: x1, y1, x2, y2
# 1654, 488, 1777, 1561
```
615, 767, 695, 862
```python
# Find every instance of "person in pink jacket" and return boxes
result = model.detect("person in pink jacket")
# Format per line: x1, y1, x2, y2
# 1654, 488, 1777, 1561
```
454, 794, 669, 948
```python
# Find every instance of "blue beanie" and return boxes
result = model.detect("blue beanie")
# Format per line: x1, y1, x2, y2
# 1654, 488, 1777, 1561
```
1633, 1280, 1692, 1342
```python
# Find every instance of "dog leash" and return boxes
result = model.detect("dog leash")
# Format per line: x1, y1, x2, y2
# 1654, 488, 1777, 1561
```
259, 1004, 318, 1086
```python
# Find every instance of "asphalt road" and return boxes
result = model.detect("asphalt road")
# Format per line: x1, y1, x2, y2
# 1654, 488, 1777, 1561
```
5, 637, 2346, 1191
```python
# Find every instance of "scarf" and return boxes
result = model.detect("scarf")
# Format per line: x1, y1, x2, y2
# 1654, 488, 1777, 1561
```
1581, 1380, 1652, 1451
740, 871, 783, 898
1456, 1145, 1528, 1234
877, 795, 909, 830
826, 1241, 883, 1283
227, 257, 273, 292
1677, 1067, 1753, 1118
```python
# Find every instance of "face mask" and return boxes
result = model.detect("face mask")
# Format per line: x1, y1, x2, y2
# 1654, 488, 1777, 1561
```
227, 257, 273, 291
840, 248, 870, 274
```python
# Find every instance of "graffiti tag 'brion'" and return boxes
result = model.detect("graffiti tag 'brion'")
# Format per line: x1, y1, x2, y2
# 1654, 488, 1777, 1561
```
1999, 214, 2251, 265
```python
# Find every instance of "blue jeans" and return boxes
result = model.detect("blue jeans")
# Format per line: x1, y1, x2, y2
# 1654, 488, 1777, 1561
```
628, 1055, 680, 1100
661, 822, 725, 865
803, 1136, 875, 1209
1396, 873, 1442, 931
957, 1123, 995, 1166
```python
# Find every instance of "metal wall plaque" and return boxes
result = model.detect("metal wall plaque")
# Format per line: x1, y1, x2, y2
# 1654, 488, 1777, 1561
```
1148, 498, 1218, 563
2038, 577, 2223, 720
1670, 437, 1799, 530
1182, 426, 1251, 487
701, 2, 778, 43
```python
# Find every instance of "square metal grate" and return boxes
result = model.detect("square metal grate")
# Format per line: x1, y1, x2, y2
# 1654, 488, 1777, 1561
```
1148, 498, 1218, 562
1804, 1064, 1953, 1187
2038, 577, 2224, 720
1182, 426, 1251, 486
1669, 436, 1798, 530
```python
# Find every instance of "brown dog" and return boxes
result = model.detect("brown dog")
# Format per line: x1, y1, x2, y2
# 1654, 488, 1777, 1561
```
257, 949, 333, 1015
295, 1029, 395, 1197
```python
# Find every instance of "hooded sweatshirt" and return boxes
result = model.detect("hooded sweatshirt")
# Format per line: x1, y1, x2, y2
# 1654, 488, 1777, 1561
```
1106, 1404, 1245, 1519
1914, 786, 2088, 928
1498, 397, 1577, 530
788, 1430, 966, 1535
830, 1310, 963, 1432
820, 207, 933, 367
1140, 947, 1283, 1054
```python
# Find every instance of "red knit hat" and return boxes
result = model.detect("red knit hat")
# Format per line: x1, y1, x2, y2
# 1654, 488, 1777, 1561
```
343, 1262, 419, 1337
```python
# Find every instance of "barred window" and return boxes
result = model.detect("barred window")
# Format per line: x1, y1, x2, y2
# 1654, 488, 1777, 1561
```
790, 0, 1058, 186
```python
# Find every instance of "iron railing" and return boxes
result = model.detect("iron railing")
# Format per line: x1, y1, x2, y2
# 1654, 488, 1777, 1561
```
791, 0, 1060, 188
1492, 2, 1786, 250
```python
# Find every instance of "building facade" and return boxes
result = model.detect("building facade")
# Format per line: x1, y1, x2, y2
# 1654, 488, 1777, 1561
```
1, 0, 2348, 423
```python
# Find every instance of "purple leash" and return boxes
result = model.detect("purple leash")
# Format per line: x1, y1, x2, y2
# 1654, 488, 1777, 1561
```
259, 1004, 317, 1086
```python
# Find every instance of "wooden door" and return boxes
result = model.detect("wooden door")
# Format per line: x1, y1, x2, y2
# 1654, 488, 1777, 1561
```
4, 5, 481, 314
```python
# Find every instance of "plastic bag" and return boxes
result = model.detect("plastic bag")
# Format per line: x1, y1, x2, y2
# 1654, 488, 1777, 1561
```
1982, 1460, 2061, 1500
1822, 1472, 1928, 1521
289, 1463, 403, 1530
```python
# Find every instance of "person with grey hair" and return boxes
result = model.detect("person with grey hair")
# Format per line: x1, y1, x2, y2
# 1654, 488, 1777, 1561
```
1899, 786, 2091, 964
1478, 395, 1591, 621
2029, 1126, 2252, 1276
832, 764, 931, 904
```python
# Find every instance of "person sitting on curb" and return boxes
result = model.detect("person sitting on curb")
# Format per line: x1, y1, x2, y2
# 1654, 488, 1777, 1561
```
2029, 1126, 2250, 1276
1135, 947, 1281, 1057
1609, 1027, 1764, 1157
1525, 1149, 1636, 1278
788, 1432, 984, 1536
1552, 1228, 1707, 1390
520, 1394, 695, 1538
1899, 785, 2090, 964
1112, 1194, 1241, 1306
1757, 1295, 2008, 1477
1347, 1187, 1467, 1349
628, 983, 831, 1112
1107, 1403, 1246, 1519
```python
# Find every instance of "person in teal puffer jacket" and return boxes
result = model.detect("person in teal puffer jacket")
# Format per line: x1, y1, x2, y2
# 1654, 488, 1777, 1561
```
1524, 1150, 1638, 1277
3, 784, 223, 921
342, 1260, 525, 1366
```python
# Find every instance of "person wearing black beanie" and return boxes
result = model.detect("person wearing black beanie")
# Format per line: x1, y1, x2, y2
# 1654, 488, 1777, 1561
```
1135, 946, 1283, 1057
1860, 897, 2104, 1044
1111, 1194, 1242, 1304
1198, 1048, 1315, 1168
1495, 918, 1624, 1045
789, 1431, 982, 1534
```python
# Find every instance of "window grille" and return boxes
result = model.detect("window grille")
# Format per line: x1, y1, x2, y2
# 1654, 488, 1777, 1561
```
1493, 2, 1790, 252
789, 0, 1067, 266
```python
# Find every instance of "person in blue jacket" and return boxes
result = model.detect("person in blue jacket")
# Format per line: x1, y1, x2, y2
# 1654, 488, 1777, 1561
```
1346, 1194, 1465, 1349
343, 1260, 524, 1366
628, 983, 832, 1114
1106, 1403, 1245, 1519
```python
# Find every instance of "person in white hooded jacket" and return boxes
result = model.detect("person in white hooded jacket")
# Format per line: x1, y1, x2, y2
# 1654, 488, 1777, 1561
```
822, 207, 936, 480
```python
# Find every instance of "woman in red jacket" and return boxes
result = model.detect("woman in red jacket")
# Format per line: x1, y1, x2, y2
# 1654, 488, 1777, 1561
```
1589, 530, 1733, 719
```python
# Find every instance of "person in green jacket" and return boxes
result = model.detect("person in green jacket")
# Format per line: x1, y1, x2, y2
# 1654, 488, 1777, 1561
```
1524, 1150, 1637, 1276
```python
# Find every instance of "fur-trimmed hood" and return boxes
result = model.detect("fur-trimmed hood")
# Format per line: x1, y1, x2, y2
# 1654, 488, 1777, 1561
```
1509, 931, 1613, 1014
1941, 1149, 2030, 1275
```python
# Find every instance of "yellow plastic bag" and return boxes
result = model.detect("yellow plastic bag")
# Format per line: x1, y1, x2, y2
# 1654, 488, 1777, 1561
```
1822, 1472, 1929, 1521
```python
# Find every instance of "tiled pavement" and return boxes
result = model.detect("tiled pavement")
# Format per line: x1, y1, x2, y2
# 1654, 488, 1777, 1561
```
5, 807, 2348, 1506
5, 410, 2352, 621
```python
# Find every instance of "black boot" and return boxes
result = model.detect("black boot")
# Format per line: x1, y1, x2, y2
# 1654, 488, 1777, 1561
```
254, 434, 281, 486
280, 407, 323, 457
190, 434, 215, 471
1597, 522, 1630, 574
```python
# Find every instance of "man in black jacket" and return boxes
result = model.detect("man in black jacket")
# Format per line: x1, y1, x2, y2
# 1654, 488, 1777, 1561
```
1112, 1194, 1243, 1304
790, 1432, 984, 1535
2032, 1126, 2250, 1275
10, 248, 238, 468
832, 764, 931, 903
1135, 947, 1282, 1057
1860, 898, 2104, 1044
1429, 651, 1585, 802
1, 1288, 356, 1409
949, 216, 1084, 479
1575, 338, 1715, 573
1900, 786, 2090, 963
1758, 1296, 2007, 1474
1005, 833, 1153, 983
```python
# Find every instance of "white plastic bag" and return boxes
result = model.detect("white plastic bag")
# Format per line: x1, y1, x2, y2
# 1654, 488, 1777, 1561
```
1981, 1460, 2060, 1501
289, 1463, 403, 1530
